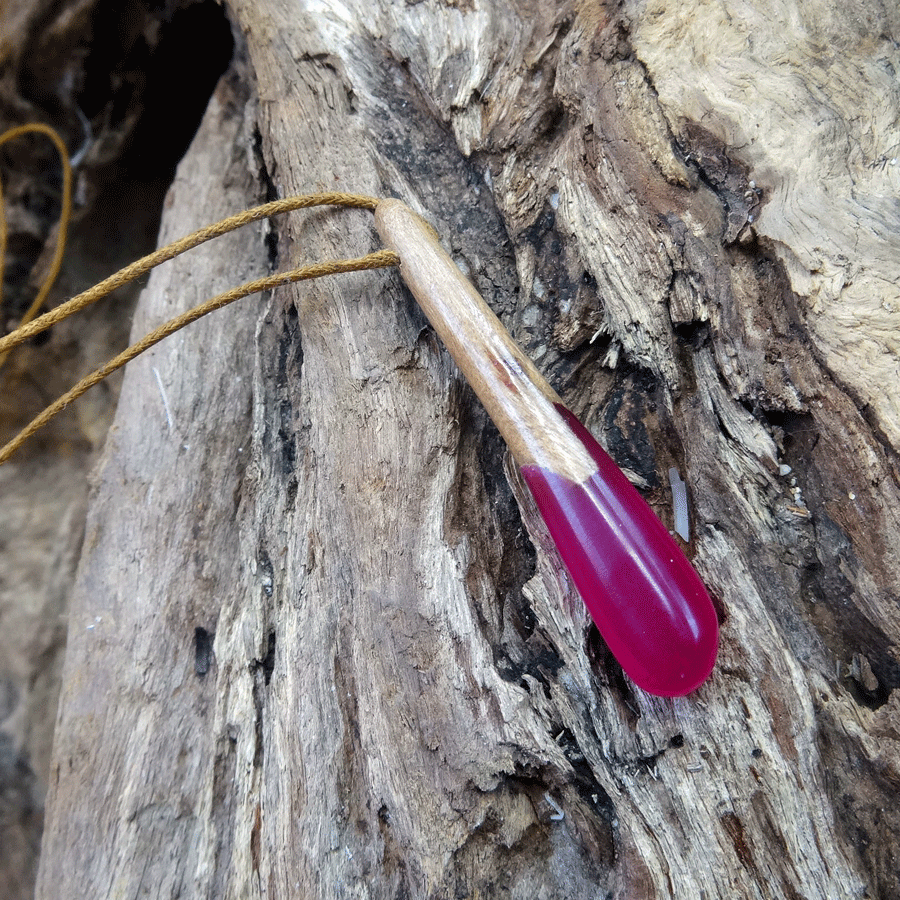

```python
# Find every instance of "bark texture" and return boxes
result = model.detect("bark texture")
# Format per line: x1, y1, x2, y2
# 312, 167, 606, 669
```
3, 0, 899, 898
0, 2, 231, 898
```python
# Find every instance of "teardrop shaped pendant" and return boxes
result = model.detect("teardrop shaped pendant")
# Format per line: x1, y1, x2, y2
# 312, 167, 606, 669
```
375, 199, 718, 696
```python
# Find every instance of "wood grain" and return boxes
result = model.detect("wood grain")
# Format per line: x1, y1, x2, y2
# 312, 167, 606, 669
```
376, 198, 595, 480
0, 0, 896, 898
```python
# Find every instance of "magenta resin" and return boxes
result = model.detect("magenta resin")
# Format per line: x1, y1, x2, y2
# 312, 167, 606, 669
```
521, 405, 718, 696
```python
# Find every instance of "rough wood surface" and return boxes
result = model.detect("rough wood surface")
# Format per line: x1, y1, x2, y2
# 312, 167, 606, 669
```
5, 0, 899, 897
0, 3, 233, 897
0, 4, 222, 897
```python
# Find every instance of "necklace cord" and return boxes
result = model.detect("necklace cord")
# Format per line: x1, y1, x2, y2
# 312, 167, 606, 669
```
0, 191, 382, 356
0, 246, 398, 464
0, 123, 73, 368
0, 169, 394, 463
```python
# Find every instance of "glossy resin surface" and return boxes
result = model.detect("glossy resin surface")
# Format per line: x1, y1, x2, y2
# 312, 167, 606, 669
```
521, 406, 719, 696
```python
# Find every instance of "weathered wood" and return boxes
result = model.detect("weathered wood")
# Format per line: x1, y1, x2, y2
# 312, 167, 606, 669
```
4, 0, 900, 897
0, 4, 222, 897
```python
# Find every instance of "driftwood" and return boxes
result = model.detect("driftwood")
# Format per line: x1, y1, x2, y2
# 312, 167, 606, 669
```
1, 0, 899, 897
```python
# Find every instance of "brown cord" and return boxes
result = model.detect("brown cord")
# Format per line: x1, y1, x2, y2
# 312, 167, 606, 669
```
0, 248, 399, 464
0, 123, 73, 367
0, 191, 380, 357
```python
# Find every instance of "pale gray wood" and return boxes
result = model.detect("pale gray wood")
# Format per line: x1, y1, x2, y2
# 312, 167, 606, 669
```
19, 0, 900, 898
0, 4, 178, 898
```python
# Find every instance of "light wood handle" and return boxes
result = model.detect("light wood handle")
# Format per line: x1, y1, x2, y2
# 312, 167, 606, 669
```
375, 199, 596, 483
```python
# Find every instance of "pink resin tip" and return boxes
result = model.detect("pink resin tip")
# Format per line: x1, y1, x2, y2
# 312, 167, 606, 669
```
521, 406, 718, 697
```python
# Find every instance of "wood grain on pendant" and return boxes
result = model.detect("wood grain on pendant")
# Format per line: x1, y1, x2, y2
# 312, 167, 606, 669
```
375, 198, 719, 696
375, 199, 595, 480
